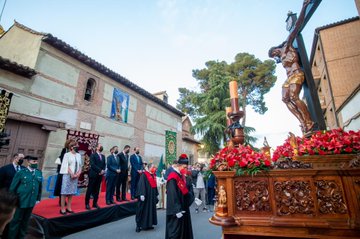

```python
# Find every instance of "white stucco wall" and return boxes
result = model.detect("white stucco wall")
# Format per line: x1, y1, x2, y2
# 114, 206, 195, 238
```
340, 91, 360, 131
0, 25, 42, 68
36, 50, 80, 87
95, 116, 134, 138
30, 75, 76, 105
9, 94, 77, 128
146, 105, 179, 130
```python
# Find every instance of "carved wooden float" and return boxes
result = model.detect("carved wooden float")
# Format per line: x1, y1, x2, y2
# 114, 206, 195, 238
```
209, 154, 360, 239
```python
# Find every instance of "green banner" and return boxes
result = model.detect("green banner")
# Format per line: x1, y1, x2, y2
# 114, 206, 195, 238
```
165, 130, 177, 165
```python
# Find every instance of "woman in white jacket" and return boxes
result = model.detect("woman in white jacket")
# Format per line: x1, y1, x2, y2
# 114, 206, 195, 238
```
59, 141, 82, 215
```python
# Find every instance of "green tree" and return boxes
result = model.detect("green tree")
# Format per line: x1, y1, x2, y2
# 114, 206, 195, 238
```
229, 53, 277, 126
177, 54, 276, 155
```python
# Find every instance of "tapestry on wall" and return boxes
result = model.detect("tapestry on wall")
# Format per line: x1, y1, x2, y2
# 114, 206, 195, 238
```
0, 89, 13, 133
165, 130, 177, 165
110, 88, 129, 123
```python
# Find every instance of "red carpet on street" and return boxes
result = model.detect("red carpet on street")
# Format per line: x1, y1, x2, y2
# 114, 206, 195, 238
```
32, 192, 135, 219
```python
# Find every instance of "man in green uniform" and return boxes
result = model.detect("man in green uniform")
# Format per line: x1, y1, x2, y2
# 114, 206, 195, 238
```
7, 156, 42, 239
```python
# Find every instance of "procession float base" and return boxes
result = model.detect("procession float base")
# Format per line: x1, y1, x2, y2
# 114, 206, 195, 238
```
210, 154, 360, 239
29, 192, 136, 238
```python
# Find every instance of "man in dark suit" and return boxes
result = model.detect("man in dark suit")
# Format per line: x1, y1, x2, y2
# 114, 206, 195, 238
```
116, 145, 130, 201
85, 143, 106, 210
130, 147, 144, 200
0, 153, 25, 190
106, 146, 120, 205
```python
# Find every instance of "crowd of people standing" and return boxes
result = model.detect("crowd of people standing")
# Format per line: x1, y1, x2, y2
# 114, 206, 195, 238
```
0, 140, 217, 239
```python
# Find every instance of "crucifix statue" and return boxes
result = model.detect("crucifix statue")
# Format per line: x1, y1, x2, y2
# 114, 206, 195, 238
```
268, 0, 325, 135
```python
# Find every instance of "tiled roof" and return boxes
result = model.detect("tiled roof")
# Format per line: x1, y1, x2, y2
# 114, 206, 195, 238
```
13, 21, 185, 117
0, 56, 37, 78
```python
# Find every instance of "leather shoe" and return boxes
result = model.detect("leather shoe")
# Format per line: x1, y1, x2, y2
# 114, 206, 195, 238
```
106, 201, 111, 205
93, 203, 100, 209
116, 198, 122, 202
110, 201, 116, 204
85, 204, 91, 210
122, 198, 128, 201
136, 227, 141, 233
131, 196, 135, 200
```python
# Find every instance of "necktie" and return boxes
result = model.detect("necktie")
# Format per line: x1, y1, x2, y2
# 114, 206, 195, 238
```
98, 153, 102, 161
16, 165, 20, 172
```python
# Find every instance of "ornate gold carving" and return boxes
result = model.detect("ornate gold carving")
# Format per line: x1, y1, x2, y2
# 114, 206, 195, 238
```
234, 180, 271, 212
215, 185, 229, 217
0, 90, 13, 132
349, 154, 360, 168
218, 185, 227, 208
273, 158, 312, 169
274, 180, 314, 216
315, 180, 347, 214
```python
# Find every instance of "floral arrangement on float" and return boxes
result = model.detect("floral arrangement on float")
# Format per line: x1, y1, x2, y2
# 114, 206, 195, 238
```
208, 80, 274, 176
209, 145, 273, 176
272, 128, 360, 162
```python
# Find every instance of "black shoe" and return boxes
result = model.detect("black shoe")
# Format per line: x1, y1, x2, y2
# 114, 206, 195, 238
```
110, 201, 116, 204
136, 227, 141, 233
93, 203, 100, 209
85, 204, 91, 210
131, 196, 135, 200
144, 226, 154, 230
60, 210, 67, 215
122, 198, 128, 201
106, 201, 111, 205
66, 209, 75, 213
116, 198, 121, 202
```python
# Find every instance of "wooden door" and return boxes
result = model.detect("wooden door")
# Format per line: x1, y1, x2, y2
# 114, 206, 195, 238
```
0, 119, 49, 168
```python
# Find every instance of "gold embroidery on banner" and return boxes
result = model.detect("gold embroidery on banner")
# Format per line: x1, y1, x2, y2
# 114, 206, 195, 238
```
0, 90, 13, 132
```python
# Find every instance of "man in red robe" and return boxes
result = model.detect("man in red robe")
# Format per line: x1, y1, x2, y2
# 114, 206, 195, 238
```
135, 164, 159, 232
165, 154, 194, 239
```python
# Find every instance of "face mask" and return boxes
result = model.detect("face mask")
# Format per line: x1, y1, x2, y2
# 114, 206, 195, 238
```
150, 168, 157, 174
136, 151, 140, 154
18, 159, 24, 165
114, 150, 119, 154
125, 149, 130, 154
99, 146, 103, 152
73, 147, 79, 153
30, 163, 38, 169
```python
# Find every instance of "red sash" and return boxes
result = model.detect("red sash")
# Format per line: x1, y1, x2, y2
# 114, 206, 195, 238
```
167, 171, 188, 195
144, 171, 157, 188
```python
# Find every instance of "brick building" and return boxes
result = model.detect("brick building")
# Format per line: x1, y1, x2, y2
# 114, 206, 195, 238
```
310, 16, 360, 131
0, 22, 201, 178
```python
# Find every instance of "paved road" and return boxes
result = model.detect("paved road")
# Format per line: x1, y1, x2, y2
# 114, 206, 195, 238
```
62, 206, 222, 239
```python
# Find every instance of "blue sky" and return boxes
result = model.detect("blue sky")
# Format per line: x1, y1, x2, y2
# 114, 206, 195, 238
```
1, 0, 358, 148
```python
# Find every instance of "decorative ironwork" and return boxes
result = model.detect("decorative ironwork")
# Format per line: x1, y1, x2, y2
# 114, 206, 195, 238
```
273, 158, 312, 169
234, 180, 271, 212
274, 180, 314, 216
315, 180, 347, 214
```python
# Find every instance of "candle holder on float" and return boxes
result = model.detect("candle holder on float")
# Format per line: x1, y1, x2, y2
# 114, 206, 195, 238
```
226, 80, 245, 147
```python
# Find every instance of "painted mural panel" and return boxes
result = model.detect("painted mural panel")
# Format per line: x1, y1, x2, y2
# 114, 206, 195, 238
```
110, 88, 129, 123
